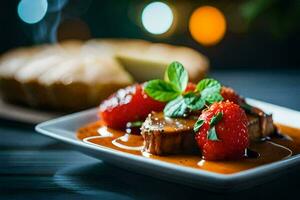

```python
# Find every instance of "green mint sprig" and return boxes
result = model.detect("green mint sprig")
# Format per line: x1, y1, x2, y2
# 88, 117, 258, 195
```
144, 61, 223, 118
196, 79, 223, 104
193, 112, 223, 141
193, 119, 204, 132
207, 112, 223, 140
166, 61, 188, 91
144, 80, 180, 102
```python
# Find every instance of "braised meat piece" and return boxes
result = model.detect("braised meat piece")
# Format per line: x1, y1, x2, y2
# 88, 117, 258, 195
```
249, 106, 275, 139
141, 112, 199, 155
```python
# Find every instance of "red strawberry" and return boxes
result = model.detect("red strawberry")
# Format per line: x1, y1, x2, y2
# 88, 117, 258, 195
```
99, 84, 165, 129
195, 101, 249, 160
185, 82, 196, 92
221, 86, 242, 104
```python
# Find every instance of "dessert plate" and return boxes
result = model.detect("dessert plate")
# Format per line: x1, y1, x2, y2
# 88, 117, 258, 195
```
35, 98, 300, 192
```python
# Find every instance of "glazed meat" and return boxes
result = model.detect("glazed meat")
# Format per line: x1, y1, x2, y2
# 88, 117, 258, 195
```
141, 109, 275, 155
249, 106, 275, 139
141, 112, 199, 155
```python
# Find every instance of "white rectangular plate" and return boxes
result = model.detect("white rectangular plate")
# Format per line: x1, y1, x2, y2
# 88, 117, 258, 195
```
35, 98, 300, 192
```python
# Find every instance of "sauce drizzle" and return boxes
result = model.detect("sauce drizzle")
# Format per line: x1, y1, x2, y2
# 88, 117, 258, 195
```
77, 121, 300, 174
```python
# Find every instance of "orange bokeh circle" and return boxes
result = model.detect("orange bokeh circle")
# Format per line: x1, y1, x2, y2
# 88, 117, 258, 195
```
189, 6, 226, 46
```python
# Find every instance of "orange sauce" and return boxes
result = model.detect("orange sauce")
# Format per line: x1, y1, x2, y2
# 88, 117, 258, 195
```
77, 121, 300, 174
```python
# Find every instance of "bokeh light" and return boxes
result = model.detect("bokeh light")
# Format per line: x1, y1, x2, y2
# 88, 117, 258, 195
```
141, 2, 173, 35
189, 6, 226, 46
17, 0, 48, 24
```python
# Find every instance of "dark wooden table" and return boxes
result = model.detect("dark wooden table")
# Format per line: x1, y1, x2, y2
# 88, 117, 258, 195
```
1, 69, 300, 199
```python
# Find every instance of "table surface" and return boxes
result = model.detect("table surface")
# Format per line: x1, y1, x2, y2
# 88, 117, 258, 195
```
1, 69, 300, 199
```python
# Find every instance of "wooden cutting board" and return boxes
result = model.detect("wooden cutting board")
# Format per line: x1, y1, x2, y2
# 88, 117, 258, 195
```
0, 99, 61, 124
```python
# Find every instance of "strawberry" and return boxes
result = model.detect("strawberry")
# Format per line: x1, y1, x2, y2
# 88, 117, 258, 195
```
194, 101, 249, 160
99, 84, 165, 129
221, 86, 242, 104
185, 82, 196, 92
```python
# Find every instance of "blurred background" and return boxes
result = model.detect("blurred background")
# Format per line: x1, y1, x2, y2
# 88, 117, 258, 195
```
1, 2, 300, 198
0, 0, 299, 70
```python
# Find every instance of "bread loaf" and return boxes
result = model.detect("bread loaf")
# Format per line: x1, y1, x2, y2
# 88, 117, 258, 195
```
0, 39, 208, 111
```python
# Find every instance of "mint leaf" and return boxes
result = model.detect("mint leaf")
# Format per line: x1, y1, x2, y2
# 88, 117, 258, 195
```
207, 126, 219, 141
166, 61, 188, 92
193, 119, 204, 132
210, 112, 223, 127
145, 80, 180, 102
206, 112, 222, 141
164, 92, 205, 118
196, 78, 223, 104
164, 96, 188, 117
183, 92, 205, 111
196, 78, 221, 92
203, 93, 224, 104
